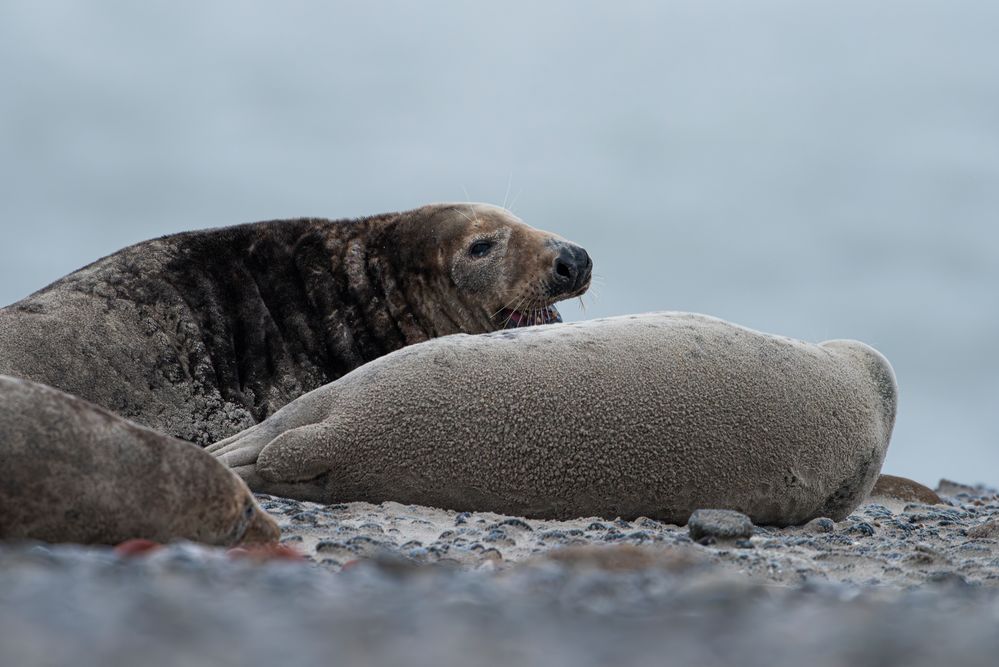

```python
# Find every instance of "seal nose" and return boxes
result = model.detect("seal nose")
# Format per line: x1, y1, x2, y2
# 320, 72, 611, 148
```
552, 243, 593, 293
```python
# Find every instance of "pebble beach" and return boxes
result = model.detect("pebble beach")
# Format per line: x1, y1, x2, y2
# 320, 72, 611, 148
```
3, 479, 998, 667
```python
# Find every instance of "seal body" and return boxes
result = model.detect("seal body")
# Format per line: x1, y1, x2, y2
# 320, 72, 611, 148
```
0, 203, 589, 444
211, 312, 897, 526
868, 474, 942, 506
0, 375, 279, 546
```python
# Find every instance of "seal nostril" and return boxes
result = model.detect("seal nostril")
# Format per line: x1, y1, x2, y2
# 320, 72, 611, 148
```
556, 261, 573, 280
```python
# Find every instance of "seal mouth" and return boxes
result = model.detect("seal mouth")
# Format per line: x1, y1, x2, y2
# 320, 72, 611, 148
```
497, 305, 563, 329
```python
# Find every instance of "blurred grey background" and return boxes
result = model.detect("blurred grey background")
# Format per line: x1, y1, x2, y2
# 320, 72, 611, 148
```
1, 1, 996, 486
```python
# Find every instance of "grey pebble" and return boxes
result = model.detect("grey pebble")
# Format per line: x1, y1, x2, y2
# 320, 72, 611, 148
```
687, 509, 755, 541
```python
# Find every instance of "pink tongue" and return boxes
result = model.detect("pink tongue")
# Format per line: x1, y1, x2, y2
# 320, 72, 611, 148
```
499, 305, 562, 329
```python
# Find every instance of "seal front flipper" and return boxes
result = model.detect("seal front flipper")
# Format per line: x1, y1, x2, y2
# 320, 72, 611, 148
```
209, 384, 338, 466
256, 422, 340, 483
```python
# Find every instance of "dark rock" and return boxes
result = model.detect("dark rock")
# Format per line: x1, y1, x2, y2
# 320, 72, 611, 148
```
968, 520, 999, 539
926, 571, 970, 588
687, 509, 754, 541
625, 531, 653, 543
315, 540, 350, 554
847, 522, 876, 537
497, 518, 534, 532
862, 504, 893, 519
936, 479, 985, 497
804, 517, 835, 533
484, 529, 514, 546
345, 535, 389, 557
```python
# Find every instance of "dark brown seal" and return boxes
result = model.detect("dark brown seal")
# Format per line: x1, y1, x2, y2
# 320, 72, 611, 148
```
0, 203, 590, 444
868, 474, 942, 505
0, 375, 279, 546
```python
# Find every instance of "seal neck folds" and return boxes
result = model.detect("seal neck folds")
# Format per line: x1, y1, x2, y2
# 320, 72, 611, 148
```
153, 206, 581, 425
160, 216, 479, 420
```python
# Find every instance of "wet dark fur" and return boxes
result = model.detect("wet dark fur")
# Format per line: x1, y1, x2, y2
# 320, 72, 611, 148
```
0, 205, 575, 444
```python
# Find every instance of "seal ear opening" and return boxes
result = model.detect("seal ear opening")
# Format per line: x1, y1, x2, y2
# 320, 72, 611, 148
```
256, 422, 338, 483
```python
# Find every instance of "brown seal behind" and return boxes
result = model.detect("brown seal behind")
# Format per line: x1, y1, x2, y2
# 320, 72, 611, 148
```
0, 375, 279, 546
867, 474, 942, 505
212, 312, 898, 526
0, 203, 590, 444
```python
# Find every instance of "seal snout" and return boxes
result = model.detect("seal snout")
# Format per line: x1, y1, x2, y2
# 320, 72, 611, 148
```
551, 242, 592, 295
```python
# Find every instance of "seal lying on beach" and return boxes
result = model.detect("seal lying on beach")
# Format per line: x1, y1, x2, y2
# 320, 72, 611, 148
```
211, 312, 897, 526
0, 375, 279, 546
0, 203, 590, 444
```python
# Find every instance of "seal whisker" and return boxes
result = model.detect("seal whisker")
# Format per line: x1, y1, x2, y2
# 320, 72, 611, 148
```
502, 296, 528, 329
498, 300, 517, 329
491, 294, 523, 320
508, 187, 523, 213
453, 207, 475, 225
510, 296, 530, 328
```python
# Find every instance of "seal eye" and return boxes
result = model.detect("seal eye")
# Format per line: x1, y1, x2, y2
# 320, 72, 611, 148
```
469, 240, 493, 258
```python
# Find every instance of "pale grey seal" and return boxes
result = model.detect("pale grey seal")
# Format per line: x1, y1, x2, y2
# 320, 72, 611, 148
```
210, 312, 897, 526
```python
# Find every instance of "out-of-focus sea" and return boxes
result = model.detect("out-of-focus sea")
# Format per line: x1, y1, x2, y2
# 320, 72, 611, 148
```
1, 1, 996, 486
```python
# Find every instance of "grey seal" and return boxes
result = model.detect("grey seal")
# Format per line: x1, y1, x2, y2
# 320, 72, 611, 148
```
0, 203, 590, 445
0, 375, 279, 545
210, 312, 897, 526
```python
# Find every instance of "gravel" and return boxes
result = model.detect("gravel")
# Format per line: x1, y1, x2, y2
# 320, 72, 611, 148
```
2, 481, 998, 667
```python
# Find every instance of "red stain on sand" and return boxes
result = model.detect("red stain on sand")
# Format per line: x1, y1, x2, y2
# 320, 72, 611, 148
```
114, 539, 164, 557
226, 543, 305, 562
